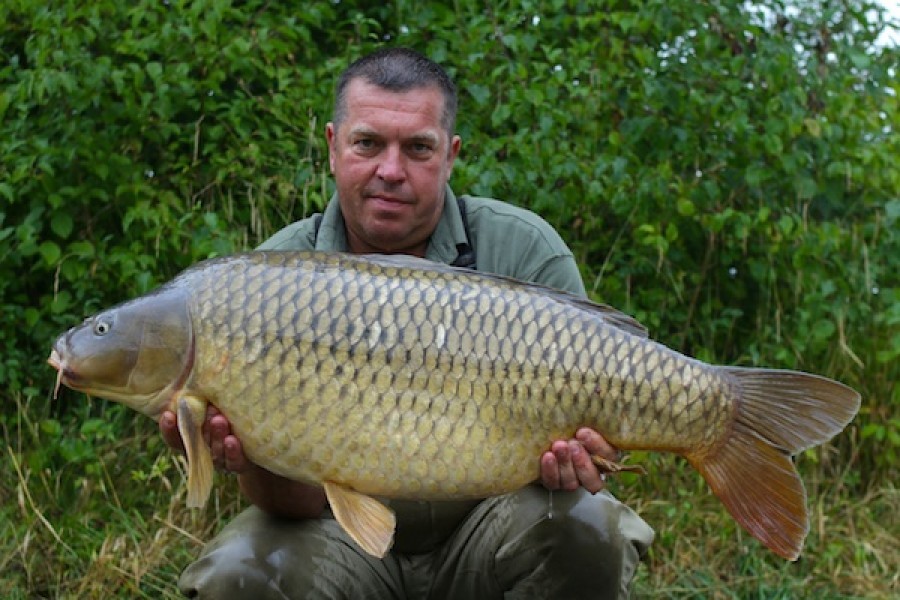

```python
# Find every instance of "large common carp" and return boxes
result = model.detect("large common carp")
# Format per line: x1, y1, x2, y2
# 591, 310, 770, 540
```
48, 251, 860, 560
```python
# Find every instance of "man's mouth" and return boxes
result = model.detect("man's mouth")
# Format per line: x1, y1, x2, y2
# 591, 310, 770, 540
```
367, 194, 408, 204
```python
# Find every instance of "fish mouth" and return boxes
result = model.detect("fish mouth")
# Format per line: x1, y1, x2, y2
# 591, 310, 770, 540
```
47, 346, 174, 414
47, 348, 80, 398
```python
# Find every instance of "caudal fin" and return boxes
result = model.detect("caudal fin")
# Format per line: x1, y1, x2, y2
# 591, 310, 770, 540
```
689, 368, 860, 561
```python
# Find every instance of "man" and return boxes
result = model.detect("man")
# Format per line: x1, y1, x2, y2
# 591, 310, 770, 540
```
161, 47, 653, 599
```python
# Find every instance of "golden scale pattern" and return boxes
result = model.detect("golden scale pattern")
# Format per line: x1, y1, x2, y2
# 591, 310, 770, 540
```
184, 252, 732, 499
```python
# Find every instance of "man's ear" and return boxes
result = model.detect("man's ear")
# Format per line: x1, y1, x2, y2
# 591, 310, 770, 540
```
326, 122, 337, 173
446, 134, 461, 173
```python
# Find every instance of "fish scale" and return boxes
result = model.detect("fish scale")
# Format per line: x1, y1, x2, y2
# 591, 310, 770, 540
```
49, 250, 860, 560
195, 254, 721, 488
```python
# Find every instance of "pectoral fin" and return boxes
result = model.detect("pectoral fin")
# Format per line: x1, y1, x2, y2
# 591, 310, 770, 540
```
176, 395, 213, 508
323, 481, 396, 558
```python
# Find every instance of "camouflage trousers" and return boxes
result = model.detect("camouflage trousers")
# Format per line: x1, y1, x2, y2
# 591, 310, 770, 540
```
178, 486, 653, 599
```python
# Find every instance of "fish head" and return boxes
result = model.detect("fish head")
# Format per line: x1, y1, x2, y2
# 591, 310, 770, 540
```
48, 290, 193, 418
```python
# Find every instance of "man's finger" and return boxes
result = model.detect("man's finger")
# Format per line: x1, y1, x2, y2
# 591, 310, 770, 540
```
199, 405, 219, 448
552, 440, 579, 491
159, 410, 184, 453
570, 440, 606, 494
208, 413, 231, 463
540, 451, 561, 490
223, 435, 250, 474
576, 427, 619, 462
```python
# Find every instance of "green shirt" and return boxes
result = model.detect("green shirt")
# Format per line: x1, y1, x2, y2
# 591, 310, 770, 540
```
257, 186, 587, 553
258, 186, 587, 298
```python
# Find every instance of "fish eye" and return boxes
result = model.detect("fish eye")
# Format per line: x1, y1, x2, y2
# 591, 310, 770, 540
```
93, 319, 112, 336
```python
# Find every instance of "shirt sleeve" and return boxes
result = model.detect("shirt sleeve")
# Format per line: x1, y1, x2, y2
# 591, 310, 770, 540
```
255, 218, 318, 251
464, 197, 587, 299
527, 254, 587, 298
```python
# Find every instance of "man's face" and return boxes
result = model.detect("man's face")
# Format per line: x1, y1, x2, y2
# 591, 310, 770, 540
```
326, 79, 461, 256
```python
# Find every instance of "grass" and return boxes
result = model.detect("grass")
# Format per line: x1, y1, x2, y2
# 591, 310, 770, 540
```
622, 459, 898, 599
2, 391, 897, 599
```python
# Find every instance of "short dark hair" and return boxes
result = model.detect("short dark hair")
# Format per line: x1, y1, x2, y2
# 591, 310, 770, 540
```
333, 47, 457, 135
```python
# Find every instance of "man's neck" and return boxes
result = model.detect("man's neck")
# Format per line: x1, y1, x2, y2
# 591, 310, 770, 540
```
347, 235, 428, 258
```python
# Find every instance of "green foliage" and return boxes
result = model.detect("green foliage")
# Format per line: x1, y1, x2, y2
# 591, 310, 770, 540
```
1, 0, 898, 597
0, 0, 338, 399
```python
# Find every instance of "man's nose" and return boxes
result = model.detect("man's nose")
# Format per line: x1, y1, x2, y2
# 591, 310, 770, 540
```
376, 145, 405, 183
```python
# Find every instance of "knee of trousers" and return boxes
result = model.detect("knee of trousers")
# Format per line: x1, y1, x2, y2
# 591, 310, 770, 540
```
564, 489, 652, 553
488, 488, 653, 598
178, 532, 288, 599
501, 487, 655, 572
177, 507, 386, 599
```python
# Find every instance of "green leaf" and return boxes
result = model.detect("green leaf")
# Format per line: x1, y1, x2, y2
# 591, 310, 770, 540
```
24, 307, 41, 328
39, 241, 61, 265
467, 83, 490, 106
665, 222, 679, 242
793, 175, 817, 199
40, 419, 62, 437
69, 241, 95, 258
848, 49, 871, 69
861, 423, 885, 441
524, 88, 544, 106
744, 164, 768, 188
146, 61, 163, 82
803, 118, 822, 138
763, 134, 783, 155
778, 215, 795, 235
676, 198, 696, 217
811, 320, 836, 342
50, 290, 72, 314
80, 418, 110, 437
885, 199, 900, 225
0, 90, 9, 122
51, 212, 74, 239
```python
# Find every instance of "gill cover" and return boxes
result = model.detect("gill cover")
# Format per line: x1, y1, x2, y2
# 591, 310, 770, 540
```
51, 287, 193, 417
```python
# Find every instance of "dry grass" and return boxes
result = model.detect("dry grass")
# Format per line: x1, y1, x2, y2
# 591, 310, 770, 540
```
4, 458, 897, 598
2, 444, 243, 599
620, 456, 898, 599
1, 394, 245, 599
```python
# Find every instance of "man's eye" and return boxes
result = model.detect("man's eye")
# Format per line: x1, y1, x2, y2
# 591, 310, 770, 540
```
409, 143, 433, 156
354, 139, 376, 150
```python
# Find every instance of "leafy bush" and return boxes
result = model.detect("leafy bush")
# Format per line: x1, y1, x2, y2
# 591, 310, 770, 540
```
5, 0, 895, 474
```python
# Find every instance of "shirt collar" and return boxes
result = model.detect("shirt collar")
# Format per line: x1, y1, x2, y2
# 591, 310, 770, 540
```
314, 185, 470, 266
313, 194, 349, 252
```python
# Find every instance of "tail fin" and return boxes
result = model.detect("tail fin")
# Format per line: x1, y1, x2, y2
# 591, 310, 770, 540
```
688, 368, 861, 560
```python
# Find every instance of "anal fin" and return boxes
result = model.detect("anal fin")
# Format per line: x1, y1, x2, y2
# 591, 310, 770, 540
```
176, 395, 213, 508
324, 481, 396, 558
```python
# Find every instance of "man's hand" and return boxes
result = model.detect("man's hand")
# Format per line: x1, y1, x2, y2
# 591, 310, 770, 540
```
159, 406, 327, 518
160, 405, 250, 474
540, 428, 618, 494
